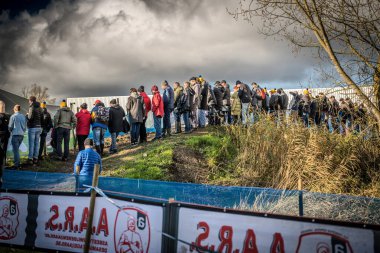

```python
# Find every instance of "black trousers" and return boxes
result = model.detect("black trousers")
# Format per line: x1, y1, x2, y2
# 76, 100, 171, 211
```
139, 118, 147, 142
56, 127, 70, 159
38, 130, 48, 158
0, 133, 10, 181
77, 135, 88, 151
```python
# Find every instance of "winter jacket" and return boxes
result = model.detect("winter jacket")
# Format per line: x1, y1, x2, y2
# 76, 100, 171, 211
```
237, 83, 252, 104
75, 109, 91, 135
179, 87, 195, 113
328, 100, 340, 117
27, 102, 43, 128
289, 92, 302, 111
174, 86, 184, 109
163, 86, 175, 111
213, 84, 225, 111
231, 92, 242, 116
278, 89, 289, 110
41, 108, 53, 133
108, 105, 125, 133
140, 92, 152, 117
269, 94, 280, 111
251, 88, 262, 110
199, 83, 210, 110
152, 92, 164, 117
191, 83, 200, 108
91, 103, 108, 129
8, 112, 26, 136
54, 107, 77, 130
126, 92, 145, 124
0, 113, 11, 136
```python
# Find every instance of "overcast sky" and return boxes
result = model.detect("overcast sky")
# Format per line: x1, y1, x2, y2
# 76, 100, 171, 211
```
0, 0, 320, 100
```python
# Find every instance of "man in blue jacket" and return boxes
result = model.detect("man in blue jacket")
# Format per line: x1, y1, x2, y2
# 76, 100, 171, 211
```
91, 100, 109, 156
161, 80, 174, 137
74, 138, 102, 176
8, 105, 26, 169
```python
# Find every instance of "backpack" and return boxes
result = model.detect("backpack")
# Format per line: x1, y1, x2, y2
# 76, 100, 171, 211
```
95, 106, 110, 123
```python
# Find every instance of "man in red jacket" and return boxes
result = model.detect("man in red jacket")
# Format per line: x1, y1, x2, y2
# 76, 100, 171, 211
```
138, 86, 151, 143
75, 103, 91, 151
151, 85, 164, 140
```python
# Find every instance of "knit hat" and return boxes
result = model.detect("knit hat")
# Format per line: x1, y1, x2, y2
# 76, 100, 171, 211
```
151, 85, 159, 92
94, 99, 101, 105
84, 138, 94, 147
41, 101, 47, 109
303, 89, 310, 95
138, 86, 145, 92
270, 89, 276, 94
189, 77, 197, 81
60, 100, 67, 108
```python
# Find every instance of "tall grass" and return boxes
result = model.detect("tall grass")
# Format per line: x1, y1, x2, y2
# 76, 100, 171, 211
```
222, 115, 380, 198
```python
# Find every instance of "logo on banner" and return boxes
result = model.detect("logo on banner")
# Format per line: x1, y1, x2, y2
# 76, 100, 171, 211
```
0, 197, 19, 240
114, 207, 151, 253
296, 230, 354, 253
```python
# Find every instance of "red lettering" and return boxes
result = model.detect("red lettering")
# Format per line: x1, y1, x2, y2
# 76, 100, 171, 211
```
46, 205, 59, 231
270, 233, 285, 253
243, 229, 258, 253
195, 221, 209, 252
64, 206, 75, 232
218, 226, 233, 253
80, 207, 89, 233
96, 208, 109, 236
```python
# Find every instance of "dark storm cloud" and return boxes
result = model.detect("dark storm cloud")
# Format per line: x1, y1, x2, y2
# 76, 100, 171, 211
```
0, 0, 318, 99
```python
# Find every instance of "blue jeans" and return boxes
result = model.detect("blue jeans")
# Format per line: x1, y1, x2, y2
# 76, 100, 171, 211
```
11, 135, 23, 167
198, 109, 207, 127
28, 128, 42, 159
163, 108, 171, 131
302, 113, 310, 128
182, 111, 191, 132
241, 103, 250, 125
110, 132, 119, 151
93, 127, 105, 146
153, 115, 162, 138
131, 123, 141, 143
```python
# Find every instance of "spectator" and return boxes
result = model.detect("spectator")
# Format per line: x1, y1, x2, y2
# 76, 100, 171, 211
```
181, 81, 195, 133
231, 85, 242, 124
8, 105, 26, 169
91, 100, 109, 156
138, 86, 151, 143
190, 77, 200, 129
237, 81, 252, 125
27, 96, 43, 165
75, 103, 91, 151
198, 80, 211, 128
221, 80, 231, 124
74, 138, 102, 176
161, 80, 174, 137
173, 82, 183, 134
0, 101, 10, 177
38, 102, 53, 160
54, 100, 77, 161
108, 99, 125, 153
126, 88, 145, 146
151, 85, 164, 140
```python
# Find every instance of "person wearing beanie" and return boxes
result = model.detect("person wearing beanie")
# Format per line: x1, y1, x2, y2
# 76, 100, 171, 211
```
108, 99, 125, 153
90, 99, 109, 156
54, 99, 77, 161
236, 82, 253, 125
161, 80, 174, 137
189, 77, 200, 129
38, 101, 53, 160
126, 88, 145, 146
137, 86, 151, 143
151, 85, 164, 140
26, 96, 43, 165
73, 138, 102, 176
75, 103, 91, 151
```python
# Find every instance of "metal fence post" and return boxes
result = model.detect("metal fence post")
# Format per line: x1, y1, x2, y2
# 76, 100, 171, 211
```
298, 176, 304, 217
84, 164, 100, 253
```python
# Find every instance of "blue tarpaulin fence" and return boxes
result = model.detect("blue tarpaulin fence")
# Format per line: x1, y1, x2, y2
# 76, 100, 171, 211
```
2, 170, 380, 224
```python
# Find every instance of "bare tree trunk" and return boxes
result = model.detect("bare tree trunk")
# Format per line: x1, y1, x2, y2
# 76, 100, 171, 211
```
374, 55, 380, 111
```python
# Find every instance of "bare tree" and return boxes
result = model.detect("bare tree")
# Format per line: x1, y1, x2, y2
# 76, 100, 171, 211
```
21, 83, 56, 104
229, 0, 380, 127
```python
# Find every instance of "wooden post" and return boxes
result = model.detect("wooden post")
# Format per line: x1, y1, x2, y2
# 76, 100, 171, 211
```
83, 164, 100, 253
298, 175, 304, 217
75, 165, 80, 192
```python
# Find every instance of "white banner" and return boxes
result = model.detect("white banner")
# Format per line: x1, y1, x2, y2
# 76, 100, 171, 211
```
177, 207, 375, 253
35, 195, 163, 253
0, 193, 28, 246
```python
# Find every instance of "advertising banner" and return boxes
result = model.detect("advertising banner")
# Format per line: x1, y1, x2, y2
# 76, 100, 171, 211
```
35, 195, 164, 253
177, 207, 377, 253
0, 193, 28, 246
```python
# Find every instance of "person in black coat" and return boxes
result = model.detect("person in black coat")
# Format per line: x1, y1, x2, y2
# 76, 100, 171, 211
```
108, 99, 125, 154
38, 102, 53, 160
0, 101, 10, 186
